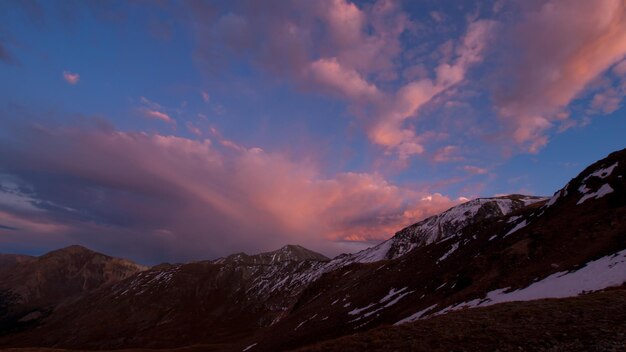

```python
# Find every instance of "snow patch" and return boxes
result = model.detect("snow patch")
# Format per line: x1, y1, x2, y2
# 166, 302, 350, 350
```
379, 287, 408, 304
242, 343, 257, 351
402, 248, 626, 322
588, 162, 619, 180
348, 303, 376, 315
577, 184, 614, 205
394, 304, 438, 325
504, 220, 527, 238
383, 291, 413, 308
437, 242, 459, 263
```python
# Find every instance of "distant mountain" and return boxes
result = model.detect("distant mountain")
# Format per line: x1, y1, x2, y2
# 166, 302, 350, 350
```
0, 148, 625, 352
0, 245, 147, 332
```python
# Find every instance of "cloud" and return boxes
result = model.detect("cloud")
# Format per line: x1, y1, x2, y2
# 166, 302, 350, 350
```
432, 145, 464, 163
138, 97, 176, 125
494, 0, 626, 152
62, 71, 80, 85
589, 88, 623, 114
185, 121, 202, 136
462, 165, 488, 175
141, 109, 175, 124
192, 1, 495, 160
0, 121, 463, 262
201, 90, 210, 103
188, 0, 626, 158
308, 57, 381, 102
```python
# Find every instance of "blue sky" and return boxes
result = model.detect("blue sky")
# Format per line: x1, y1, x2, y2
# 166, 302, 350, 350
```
0, 0, 625, 263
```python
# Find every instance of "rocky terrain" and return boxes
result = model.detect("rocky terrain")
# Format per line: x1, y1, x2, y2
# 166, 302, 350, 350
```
0, 148, 625, 351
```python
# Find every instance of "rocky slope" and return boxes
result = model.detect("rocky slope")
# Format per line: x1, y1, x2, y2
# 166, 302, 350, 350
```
1, 148, 625, 351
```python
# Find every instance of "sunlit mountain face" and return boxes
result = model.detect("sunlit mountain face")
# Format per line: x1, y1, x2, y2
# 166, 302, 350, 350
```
0, 1, 625, 265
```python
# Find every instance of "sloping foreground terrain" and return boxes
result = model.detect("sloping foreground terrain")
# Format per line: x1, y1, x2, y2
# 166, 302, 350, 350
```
0, 148, 625, 351
296, 287, 626, 352
3, 288, 625, 352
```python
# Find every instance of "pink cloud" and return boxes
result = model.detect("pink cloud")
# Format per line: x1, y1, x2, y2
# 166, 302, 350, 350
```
62, 71, 80, 85
185, 122, 202, 136
432, 145, 464, 163
308, 58, 380, 102
141, 109, 175, 124
201, 90, 210, 103
590, 88, 623, 114
0, 123, 463, 260
494, 0, 626, 152
462, 165, 488, 175
198, 0, 488, 160
362, 19, 496, 159
138, 96, 176, 125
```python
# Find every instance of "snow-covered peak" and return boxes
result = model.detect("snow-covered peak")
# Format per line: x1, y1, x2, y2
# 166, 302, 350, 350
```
327, 195, 546, 269
388, 195, 546, 257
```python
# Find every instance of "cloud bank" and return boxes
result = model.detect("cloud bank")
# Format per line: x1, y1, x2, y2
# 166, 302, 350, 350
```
0, 121, 462, 262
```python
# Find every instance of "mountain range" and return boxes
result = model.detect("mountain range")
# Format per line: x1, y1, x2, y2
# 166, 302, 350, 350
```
0, 148, 625, 351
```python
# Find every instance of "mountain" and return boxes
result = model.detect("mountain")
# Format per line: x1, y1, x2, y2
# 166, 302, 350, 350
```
0, 148, 625, 351
0, 245, 331, 349
0, 245, 147, 333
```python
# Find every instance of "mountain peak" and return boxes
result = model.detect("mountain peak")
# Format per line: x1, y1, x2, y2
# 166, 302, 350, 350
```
268, 244, 330, 262
50, 244, 94, 254
217, 244, 330, 265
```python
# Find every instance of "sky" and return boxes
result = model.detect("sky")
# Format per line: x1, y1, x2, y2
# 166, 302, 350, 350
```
0, 0, 625, 264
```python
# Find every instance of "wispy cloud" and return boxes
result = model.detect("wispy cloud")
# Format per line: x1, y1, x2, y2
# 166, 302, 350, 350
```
201, 90, 210, 103
141, 109, 174, 124
493, 0, 626, 152
192, 0, 497, 161
138, 96, 176, 125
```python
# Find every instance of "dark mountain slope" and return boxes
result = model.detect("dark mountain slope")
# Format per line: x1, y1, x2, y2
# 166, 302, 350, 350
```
296, 287, 626, 352
0, 245, 147, 335
0, 246, 331, 349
